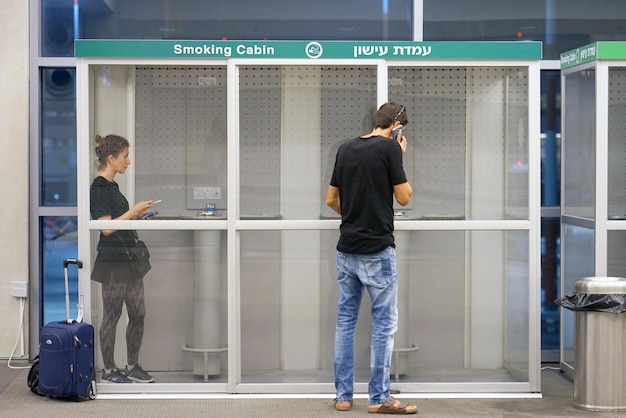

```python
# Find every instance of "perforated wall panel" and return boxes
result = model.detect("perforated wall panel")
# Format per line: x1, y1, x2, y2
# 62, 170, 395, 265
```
390, 67, 528, 219
609, 68, 626, 218
320, 66, 377, 218
505, 68, 529, 219
135, 66, 228, 215
239, 67, 282, 217
390, 67, 466, 217
238, 66, 377, 218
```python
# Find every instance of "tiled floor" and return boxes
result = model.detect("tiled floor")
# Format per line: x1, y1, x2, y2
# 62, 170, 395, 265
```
3, 361, 626, 417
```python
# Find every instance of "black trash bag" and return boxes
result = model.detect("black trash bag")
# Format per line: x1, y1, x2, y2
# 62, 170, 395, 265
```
555, 293, 626, 313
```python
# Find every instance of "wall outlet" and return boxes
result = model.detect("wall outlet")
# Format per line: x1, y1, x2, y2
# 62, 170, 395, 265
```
11, 281, 27, 298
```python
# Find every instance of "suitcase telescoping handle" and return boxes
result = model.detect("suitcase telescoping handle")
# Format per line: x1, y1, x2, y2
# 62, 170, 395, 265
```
63, 258, 84, 324
63, 259, 83, 269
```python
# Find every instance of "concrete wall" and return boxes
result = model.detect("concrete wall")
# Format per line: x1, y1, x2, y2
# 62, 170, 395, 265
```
0, 0, 29, 358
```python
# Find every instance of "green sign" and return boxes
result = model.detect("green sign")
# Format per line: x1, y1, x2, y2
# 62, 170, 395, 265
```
597, 41, 626, 60
75, 40, 541, 60
561, 41, 626, 69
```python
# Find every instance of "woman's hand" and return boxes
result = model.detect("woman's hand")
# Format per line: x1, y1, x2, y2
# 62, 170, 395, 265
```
133, 200, 158, 219
98, 200, 158, 235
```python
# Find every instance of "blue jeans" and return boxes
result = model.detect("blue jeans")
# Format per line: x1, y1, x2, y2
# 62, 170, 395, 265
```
334, 246, 398, 405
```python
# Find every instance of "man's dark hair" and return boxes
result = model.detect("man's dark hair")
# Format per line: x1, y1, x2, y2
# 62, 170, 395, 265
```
373, 102, 408, 129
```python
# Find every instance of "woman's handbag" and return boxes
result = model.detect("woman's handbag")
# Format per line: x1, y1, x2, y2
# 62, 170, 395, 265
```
115, 234, 152, 279
124, 239, 152, 279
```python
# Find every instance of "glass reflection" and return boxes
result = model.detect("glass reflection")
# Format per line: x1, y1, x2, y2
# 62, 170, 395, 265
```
608, 231, 626, 279
560, 223, 594, 368
41, 216, 78, 324
562, 69, 595, 219
541, 217, 560, 352
424, 0, 626, 60
41, 68, 77, 206
43, 0, 412, 57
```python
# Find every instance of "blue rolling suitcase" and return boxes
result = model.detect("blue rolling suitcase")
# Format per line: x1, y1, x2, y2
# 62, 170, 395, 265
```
38, 259, 97, 400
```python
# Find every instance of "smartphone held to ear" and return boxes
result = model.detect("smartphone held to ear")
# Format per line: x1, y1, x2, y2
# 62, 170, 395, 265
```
392, 124, 403, 139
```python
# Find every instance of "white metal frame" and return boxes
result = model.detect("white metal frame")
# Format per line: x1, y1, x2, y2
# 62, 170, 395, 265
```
559, 58, 626, 377
75, 55, 541, 395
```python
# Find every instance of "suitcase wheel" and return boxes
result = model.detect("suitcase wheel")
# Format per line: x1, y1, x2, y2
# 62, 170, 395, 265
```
88, 381, 97, 400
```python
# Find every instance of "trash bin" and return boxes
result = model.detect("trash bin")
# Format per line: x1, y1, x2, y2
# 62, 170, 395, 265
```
556, 277, 626, 411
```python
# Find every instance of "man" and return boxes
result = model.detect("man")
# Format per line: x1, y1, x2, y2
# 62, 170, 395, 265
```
326, 102, 416, 414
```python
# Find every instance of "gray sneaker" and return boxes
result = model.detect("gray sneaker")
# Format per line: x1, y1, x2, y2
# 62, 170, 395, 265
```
124, 365, 155, 383
101, 369, 132, 383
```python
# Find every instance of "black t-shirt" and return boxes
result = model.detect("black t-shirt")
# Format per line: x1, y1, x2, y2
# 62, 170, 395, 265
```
90, 176, 135, 247
330, 135, 408, 254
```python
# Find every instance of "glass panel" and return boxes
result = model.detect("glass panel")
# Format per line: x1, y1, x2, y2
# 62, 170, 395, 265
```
505, 69, 530, 220
41, 2, 76, 57
89, 65, 130, 179
90, 65, 228, 219
541, 70, 561, 208
388, 67, 529, 220
240, 229, 530, 384
562, 69, 595, 219
41, 68, 77, 206
541, 217, 560, 352
41, 216, 78, 324
540, 69, 562, 360
423, 1, 626, 60
135, 66, 228, 218
238, 66, 377, 220
89, 65, 229, 382
505, 230, 530, 377
560, 223, 594, 368
608, 68, 626, 220
44, 0, 412, 52
90, 229, 227, 383
608, 231, 626, 278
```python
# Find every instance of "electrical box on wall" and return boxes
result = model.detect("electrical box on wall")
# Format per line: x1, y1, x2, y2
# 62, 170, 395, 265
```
194, 186, 221, 200
12, 281, 28, 298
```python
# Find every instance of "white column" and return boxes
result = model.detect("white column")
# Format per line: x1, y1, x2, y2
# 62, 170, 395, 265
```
192, 230, 222, 376
393, 230, 412, 376
466, 68, 506, 368
280, 67, 322, 370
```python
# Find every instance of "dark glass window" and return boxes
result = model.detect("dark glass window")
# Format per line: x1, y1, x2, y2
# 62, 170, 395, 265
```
541, 70, 561, 207
42, 0, 413, 56
540, 70, 561, 354
541, 217, 560, 352
424, 1, 626, 60
41, 216, 78, 324
41, 1, 76, 57
41, 68, 77, 206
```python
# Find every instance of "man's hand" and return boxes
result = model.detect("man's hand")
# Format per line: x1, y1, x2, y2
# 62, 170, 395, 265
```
326, 186, 341, 214
397, 134, 408, 154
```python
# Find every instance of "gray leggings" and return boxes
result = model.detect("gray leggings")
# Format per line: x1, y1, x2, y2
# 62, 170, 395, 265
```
100, 277, 145, 370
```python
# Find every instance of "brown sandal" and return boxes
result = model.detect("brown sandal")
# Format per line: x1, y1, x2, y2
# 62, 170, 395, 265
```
367, 396, 418, 414
334, 398, 353, 411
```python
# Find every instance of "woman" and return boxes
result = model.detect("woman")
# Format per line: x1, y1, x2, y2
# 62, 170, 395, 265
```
90, 134, 157, 383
